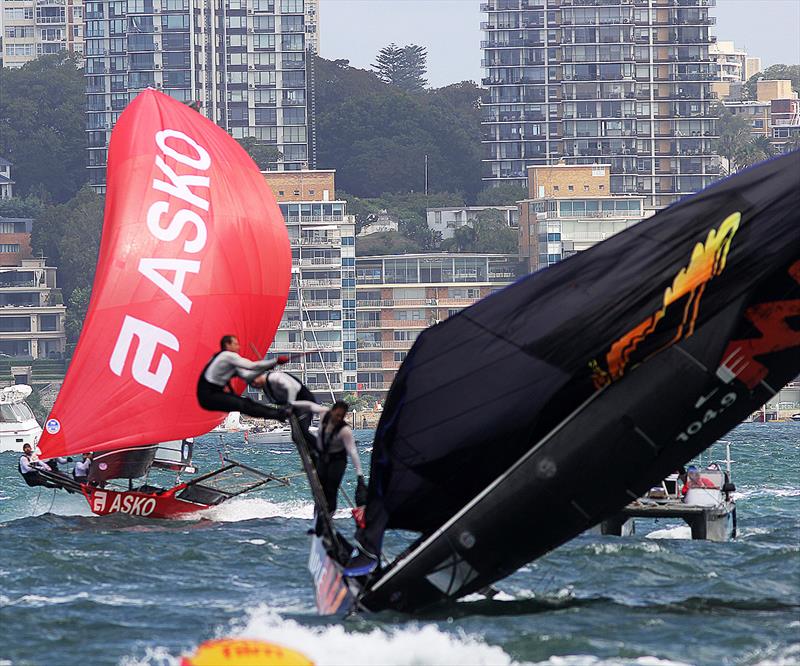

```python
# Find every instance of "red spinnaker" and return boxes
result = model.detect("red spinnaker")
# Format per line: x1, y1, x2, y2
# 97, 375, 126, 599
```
38, 89, 290, 459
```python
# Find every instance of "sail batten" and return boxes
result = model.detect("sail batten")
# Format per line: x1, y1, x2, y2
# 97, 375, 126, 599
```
38, 90, 290, 459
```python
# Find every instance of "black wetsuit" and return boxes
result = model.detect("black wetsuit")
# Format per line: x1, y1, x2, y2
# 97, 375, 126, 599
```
18, 455, 60, 489
262, 371, 317, 448
314, 413, 350, 532
196, 351, 285, 421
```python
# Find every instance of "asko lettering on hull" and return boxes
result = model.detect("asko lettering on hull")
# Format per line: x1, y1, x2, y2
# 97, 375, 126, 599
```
81, 487, 207, 519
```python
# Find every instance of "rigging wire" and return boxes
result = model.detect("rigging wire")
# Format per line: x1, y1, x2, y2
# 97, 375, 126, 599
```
296, 269, 336, 404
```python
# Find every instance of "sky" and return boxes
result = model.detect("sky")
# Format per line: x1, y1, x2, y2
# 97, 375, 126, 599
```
319, 0, 800, 88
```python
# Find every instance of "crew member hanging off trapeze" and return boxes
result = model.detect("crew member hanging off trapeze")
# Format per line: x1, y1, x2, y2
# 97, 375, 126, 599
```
197, 335, 290, 421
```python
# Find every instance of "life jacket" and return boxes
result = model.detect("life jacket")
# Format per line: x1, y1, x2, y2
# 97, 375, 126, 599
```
262, 371, 303, 405
316, 412, 350, 455
18, 454, 30, 475
200, 351, 235, 392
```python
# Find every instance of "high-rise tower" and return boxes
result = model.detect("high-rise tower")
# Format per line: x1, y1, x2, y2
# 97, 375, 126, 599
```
481, 0, 719, 208
85, 0, 310, 191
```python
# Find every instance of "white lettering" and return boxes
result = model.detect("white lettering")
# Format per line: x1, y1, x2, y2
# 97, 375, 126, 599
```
155, 129, 212, 171
139, 498, 157, 516
109, 315, 180, 394
146, 202, 207, 255
153, 156, 210, 211
138, 258, 200, 313
110, 493, 122, 513
122, 495, 134, 513
92, 491, 107, 513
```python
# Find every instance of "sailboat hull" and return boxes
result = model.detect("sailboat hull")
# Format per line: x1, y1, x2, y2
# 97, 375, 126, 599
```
80, 484, 210, 519
360, 258, 800, 612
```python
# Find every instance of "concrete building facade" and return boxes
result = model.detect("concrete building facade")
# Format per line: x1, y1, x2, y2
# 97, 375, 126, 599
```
354, 253, 520, 395
481, 0, 720, 209
518, 164, 646, 272
0, 258, 66, 359
84, 0, 311, 191
1, 0, 84, 67
262, 170, 356, 398
426, 205, 519, 240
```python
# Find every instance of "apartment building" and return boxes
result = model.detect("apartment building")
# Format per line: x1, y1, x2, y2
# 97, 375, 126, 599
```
709, 40, 745, 83
519, 164, 646, 272
1, 0, 84, 67
354, 253, 520, 395
0, 258, 66, 359
262, 170, 356, 398
85, 0, 311, 191
481, 0, 719, 208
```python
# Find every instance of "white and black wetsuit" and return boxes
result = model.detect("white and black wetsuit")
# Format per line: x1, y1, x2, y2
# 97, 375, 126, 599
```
293, 401, 363, 528
262, 371, 317, 446
196, 351, 285, 421
18, 454, 58, 488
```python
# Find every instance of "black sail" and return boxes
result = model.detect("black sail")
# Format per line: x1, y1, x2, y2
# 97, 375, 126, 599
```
359, 151, 800, 612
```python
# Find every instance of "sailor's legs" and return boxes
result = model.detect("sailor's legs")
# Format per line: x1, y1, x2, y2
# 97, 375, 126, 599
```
314, 452, 347, 534
197, 383, 285, 421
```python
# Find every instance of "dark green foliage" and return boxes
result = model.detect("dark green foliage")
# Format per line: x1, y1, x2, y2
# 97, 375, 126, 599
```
65, 286, 92, 343
372, 43, 428, 92
31, 186, 104, 304
743, 64, 800, 100
442, 209, 517, 254
476, 183, 528, 206
237, 136, 283, 169
315, 56, 483, 199
356, 231, 422, 256
0, 53, 87, 202
714, 107, 775, 173
0, 196, 46, 219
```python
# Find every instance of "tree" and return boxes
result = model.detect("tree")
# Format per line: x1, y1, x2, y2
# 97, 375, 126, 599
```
442, 210, 517, 254
314, 56, 482, 198
64, 286, 91, 343
31, 186, 104, 303
476, 183, 528, 206
356, 231, 422, 256
372, 43, 428, 92
713, 109, 754, 173
0, 195, 45, 219
237, 137, 283, 169
0, 53, 87, 202
743, 64, 800, 100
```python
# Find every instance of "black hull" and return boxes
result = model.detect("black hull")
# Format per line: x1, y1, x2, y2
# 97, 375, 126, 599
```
361, 262, 800, 612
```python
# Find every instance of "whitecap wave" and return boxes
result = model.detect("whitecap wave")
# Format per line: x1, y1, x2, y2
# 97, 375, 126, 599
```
733, 486, 800, 500
195, 497, 351, 522
227, 606, 516, 666
645, 525, 692, 540
526, 657, 690, 666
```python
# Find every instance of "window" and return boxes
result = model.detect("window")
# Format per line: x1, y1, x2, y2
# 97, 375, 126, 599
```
0, 244, 20, 253
394, 352, 407, 362
39, 314, 59, 331
553, 185, 559, 191
568, 185, 574, 191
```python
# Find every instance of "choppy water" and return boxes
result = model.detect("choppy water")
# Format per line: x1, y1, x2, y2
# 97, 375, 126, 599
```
0, 424, 797, 666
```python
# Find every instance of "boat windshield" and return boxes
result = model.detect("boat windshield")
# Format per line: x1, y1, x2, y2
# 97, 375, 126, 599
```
0, 402, 34, 423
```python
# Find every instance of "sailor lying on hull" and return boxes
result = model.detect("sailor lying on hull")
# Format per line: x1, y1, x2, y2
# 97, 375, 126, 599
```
255, 367, 318, 449
197, 335, 291, 421
18, 443, 61, 488
292, 399, 368, 536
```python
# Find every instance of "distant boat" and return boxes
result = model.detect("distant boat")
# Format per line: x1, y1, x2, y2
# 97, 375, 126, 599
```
212, 412, 253, 433
0, 385, 42, 452
791, 413, 800, 421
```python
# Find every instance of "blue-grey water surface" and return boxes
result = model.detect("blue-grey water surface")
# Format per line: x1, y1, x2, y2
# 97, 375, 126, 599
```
0, 423, 797, 666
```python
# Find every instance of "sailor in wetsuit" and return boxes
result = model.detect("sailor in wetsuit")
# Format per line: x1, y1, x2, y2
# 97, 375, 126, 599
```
291, 399, 367, 534
257, 369, 318, 448
196, 335, 291, 421
18, 443, 59, 488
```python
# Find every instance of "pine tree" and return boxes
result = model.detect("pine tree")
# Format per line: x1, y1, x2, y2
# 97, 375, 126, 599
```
372, 43, 428, 92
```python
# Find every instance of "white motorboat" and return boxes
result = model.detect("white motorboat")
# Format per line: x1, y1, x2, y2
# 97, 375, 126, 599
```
249, 423, 317, 444
0, 385, 42, 452
211, 411, 253, 433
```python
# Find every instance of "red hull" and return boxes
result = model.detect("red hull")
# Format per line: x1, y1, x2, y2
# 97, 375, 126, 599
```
80, 483, 210, 519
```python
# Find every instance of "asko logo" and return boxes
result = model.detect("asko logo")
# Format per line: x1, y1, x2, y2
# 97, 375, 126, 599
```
91, 490, 157, 517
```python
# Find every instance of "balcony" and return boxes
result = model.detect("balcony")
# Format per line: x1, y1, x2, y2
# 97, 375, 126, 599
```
301, 278, 339, 287
298, 258, 340, 267
302, 299, 342, 308
303, 320, 341, 329
357, 340, 411, 350
356, 382, 392, 391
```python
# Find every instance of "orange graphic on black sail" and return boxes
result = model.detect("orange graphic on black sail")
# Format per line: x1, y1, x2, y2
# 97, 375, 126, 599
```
592, 211, 741, 390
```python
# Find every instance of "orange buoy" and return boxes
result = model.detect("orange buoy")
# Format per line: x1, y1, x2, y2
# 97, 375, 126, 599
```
181, 639, 314, 666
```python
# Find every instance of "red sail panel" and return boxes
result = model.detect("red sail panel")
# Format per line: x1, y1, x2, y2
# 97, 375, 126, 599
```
38, 89, 290, 459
